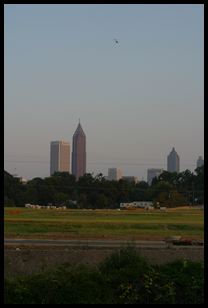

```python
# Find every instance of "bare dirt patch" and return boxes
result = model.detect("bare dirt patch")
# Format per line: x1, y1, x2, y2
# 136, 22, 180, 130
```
4, 245, 204, 278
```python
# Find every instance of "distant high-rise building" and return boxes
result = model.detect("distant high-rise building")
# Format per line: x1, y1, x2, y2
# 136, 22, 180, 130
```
72, 121, 86, 180
147, 168, 163, 185
50, 141, 70, 176
167, 147, 180, 173
108, 168, 123, 181
196, 156, 204, 168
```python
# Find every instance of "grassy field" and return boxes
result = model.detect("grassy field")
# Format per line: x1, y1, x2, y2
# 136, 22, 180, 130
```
4, 207, 204, 240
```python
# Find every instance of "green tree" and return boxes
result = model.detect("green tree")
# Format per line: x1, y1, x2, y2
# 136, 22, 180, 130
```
131, 181, 149, 201
95, 193, 109, 209
54, 192, 69, 206
4, 171, 26, 206
193, 166, 204, 204
146, 181, 174, 203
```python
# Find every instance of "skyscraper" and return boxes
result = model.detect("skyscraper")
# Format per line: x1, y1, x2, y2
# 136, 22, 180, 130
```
147, 168, 163, 185
167, 147, 180, 173
108, 168, 123, 181
196, 156, 204, 168
72, 121, 86, 179
50, 141, 70, 176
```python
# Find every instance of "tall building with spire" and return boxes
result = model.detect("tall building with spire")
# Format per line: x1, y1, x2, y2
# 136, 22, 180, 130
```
72, 121, 86, 179
167, 147, 180, 173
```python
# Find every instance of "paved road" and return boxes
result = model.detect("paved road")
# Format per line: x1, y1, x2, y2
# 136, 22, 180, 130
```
4, 239, 203, 249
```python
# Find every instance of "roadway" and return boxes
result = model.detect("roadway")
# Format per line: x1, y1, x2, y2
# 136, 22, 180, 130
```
4, 239, 204, 249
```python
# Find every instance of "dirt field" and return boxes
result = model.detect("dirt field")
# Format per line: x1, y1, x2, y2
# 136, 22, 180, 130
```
4, 244, 204, 278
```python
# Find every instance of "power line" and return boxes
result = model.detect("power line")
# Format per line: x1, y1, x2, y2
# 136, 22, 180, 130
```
5, 160, 49, 164
4, 160, 198, 167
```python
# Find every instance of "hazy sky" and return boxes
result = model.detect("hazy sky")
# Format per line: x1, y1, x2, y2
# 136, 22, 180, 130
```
4, 4, 204, 180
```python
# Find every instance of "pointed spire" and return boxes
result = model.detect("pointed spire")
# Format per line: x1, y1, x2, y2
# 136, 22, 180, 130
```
73, 120, 86, 137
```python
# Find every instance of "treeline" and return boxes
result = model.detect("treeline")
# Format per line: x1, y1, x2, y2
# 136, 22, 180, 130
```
4, 166, 204, 208
5, 246, 204, 304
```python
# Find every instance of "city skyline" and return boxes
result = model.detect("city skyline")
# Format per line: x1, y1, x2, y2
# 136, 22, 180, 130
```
5, 123, 204, 181
7, 141, 204, 182
4, 4, 204, 180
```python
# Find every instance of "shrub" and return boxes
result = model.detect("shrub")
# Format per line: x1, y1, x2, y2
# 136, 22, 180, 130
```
99, 245, 150, 304
5, 264, 111, 304
4, 248, 204, 304
157, 260, 204, 304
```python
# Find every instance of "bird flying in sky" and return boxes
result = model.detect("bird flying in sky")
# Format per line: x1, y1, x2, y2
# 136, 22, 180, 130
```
113, 38, 119, 44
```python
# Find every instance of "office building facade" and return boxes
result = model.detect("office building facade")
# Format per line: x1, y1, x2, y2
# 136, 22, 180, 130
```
108, 168, 123, 181
50, 141, 70, 175
72, 121, 86, 179
147, 168, 163, 185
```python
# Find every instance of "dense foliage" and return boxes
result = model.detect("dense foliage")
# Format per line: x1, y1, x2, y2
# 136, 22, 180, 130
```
4, 166, 204, 208
4, 247, 204, 304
